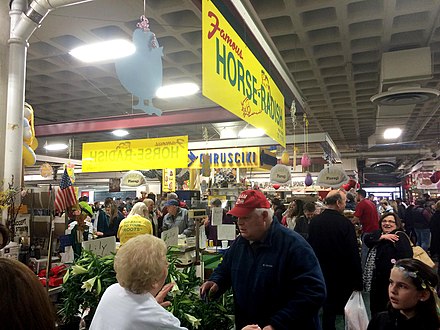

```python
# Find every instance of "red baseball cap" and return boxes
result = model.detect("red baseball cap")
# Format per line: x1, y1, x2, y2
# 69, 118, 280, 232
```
227, 189, 271, 217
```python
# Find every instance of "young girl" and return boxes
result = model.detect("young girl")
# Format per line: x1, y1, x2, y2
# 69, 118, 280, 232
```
368, 258, 440, 330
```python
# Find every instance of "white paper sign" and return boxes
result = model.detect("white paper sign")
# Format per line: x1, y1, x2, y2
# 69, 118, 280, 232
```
161, 226, 179, 247
217, 224, 236, 240
211, 207, 223, 226
82, 236, 116, 257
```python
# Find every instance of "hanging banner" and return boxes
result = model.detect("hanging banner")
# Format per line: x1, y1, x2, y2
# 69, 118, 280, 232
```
82, 136, 188, 172
188, 147, 260, 169
162, 168, 176, 192
202, 0, 286, 147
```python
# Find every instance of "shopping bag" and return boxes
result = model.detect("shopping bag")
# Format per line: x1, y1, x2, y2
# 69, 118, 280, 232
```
412, 245, 436, 268
344, 291, 369, 330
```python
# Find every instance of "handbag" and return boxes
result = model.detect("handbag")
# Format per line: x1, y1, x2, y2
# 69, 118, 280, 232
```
344, 291, 369, 330
397, 231, 436, 268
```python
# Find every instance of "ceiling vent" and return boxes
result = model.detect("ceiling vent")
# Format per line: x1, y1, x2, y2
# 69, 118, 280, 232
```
370, 48, 439, 106
371, 86, 440, 106
370, 161, 397, 174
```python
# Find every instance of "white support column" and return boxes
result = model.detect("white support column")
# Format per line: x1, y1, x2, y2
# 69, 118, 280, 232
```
4, 0, 29, 192
0, 0, 11, 183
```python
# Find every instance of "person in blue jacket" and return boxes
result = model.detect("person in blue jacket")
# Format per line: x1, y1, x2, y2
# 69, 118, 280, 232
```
200, 189, 326, 330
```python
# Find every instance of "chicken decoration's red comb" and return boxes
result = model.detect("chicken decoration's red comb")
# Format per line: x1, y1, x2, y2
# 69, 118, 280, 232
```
137, 15, 159, 48
137, 15, 150, 32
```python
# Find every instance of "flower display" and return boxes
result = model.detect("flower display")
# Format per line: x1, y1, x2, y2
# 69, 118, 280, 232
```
59, 248, 234, 329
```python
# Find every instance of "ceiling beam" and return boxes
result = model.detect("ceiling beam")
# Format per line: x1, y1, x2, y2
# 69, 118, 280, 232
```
34, 107, 239, 137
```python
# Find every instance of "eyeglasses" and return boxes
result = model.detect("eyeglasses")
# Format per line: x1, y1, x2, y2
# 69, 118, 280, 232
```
382, 220, 396, 224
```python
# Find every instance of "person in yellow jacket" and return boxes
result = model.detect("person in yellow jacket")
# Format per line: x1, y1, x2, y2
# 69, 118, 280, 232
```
118, 202, 152, 245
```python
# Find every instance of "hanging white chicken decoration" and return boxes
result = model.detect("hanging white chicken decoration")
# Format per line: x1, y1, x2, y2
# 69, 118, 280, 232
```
115, 15, 163, 116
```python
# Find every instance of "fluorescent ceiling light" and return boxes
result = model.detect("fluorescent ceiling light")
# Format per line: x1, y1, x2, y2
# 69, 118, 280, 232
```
238, 127, 265, 138
220, 127, 238, 139
44, 143, 68, 151
69, 39, 135, 63
383, 128, 402, 139
156, 83, 199, 98
112, 129, 129, 137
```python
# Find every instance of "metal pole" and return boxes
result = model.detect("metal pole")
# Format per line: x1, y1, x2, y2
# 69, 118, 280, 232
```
45, 186, 55, 291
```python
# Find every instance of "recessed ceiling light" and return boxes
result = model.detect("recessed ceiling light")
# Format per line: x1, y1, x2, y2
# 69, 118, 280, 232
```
383, 128, 402, 139
69, 39, 135, 63
44, 143, 68, 151
156, 83, 199, 98
238, 127, 265, 138
112, 129, 129, 137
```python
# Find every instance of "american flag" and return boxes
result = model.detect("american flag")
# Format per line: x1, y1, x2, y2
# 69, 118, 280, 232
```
54, 168, 77, 213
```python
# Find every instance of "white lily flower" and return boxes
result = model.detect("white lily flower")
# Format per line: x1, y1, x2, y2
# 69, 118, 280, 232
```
81, 276, 97, 292
170, 281, 181, 296
184, 313, 201, 328
71, 265, 88, 275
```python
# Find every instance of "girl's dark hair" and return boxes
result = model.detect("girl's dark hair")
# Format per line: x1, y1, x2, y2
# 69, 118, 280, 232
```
393, 258, 440, 326
0, 258, 56, 329
287, 199, 304, 217
379, 212, 403, 230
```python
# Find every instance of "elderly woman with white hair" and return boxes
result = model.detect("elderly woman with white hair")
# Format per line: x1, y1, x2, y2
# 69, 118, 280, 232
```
90, 234, 187, 330
117, 202, 152, 245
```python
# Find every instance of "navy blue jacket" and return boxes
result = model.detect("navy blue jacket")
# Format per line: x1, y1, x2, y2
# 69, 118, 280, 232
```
209, 220, 326, 330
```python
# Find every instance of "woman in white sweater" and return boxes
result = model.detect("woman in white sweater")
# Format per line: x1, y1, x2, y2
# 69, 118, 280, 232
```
90, 234, 187, 330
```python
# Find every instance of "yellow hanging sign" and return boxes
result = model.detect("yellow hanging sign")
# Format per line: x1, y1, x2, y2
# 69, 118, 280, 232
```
202, 0, 286, 147
82, 136, 188, 172
162, 168, 176, 192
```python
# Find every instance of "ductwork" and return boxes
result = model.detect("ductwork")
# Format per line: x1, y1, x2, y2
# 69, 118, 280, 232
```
369, 48, 439, 148
4, 0, 94, 193
341, 148, 431, 158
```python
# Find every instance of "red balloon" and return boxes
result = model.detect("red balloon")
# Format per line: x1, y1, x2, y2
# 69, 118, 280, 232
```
273, 184, 280, 190
348, 179, 357, 188
342, 183, 350, 191
430, 171, 440, 184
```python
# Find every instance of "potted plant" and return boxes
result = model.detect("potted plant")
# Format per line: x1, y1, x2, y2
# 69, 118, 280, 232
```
59, 248, 234, 329
57, 250, 117, 329
166, 248, 234, 329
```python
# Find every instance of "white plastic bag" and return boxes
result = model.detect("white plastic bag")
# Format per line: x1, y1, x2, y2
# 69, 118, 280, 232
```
344, 291, 369, 330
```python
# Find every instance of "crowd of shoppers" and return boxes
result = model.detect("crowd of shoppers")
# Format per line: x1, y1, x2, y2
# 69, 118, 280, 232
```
7, 188, 440, 330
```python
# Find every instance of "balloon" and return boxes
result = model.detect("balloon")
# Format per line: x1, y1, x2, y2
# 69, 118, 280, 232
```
430, 171, 440, 184
301, 153, 311, 168
281, 150, 290, 165
273, 184, 280, 190
342, 183, 351, 191
305, 173, 313, 186
348, 179, 357, 188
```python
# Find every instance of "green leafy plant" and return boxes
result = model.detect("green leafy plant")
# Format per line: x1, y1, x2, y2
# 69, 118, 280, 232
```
58, 250, 117, 326
166, 247, 234, 330
58, 248, 234, 329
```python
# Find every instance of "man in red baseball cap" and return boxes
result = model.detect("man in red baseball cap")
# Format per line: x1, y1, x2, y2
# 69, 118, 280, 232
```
200, 189, 326, 330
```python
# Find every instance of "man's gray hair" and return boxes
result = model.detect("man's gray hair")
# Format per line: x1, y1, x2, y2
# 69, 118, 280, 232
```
167, 192, 178, 200
254, 207, 274, 219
